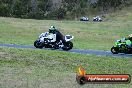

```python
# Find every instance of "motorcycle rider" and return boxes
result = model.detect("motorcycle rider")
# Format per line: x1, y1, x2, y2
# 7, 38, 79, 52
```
48, 26, 66, 48
124, 34, 132, 48
128, 34, 132, 41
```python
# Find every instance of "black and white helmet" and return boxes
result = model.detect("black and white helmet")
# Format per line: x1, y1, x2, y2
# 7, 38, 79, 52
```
49, 26, 56, 33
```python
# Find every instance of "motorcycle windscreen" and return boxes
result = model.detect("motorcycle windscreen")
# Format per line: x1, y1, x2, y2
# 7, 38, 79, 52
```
39, 32, 49, 38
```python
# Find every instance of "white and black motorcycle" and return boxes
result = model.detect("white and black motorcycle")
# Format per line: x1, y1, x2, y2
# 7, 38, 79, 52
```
34, 32, 74, 51
93, 16, 102, 22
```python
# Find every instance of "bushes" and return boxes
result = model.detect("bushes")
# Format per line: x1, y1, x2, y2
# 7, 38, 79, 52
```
0, 0, 131, 19
0, 4, 10, 16
90, 0, 132, 12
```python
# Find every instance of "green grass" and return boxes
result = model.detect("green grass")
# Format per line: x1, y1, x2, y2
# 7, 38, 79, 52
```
0, 6, 132, 50
0, 47, 132, 88
0, 6, 132, 88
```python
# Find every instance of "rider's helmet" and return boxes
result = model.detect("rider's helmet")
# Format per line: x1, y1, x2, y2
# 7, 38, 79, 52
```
128, 34, 132, 41
49, 26, 56, 33
129, 34, 132, 38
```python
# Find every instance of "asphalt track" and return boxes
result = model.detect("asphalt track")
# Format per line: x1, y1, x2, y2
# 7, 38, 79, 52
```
0, 43, 132, 58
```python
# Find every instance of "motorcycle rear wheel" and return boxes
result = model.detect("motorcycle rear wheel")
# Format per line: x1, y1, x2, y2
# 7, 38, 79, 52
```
62, 41, 73, 51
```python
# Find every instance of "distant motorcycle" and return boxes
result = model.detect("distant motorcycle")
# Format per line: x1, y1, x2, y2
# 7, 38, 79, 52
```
80, 17, 89, 21
93, 16, 102, 22
34, 32, 74, 51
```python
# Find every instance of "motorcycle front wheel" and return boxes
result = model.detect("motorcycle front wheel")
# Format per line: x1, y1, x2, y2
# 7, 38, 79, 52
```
111, 46, 118, 54
34, 40, 43, 49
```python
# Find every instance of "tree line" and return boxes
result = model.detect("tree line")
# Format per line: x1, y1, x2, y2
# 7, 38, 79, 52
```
0, 0, 131, 19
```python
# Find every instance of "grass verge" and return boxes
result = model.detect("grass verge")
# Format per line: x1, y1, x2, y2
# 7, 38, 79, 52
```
0, 47, 131, 88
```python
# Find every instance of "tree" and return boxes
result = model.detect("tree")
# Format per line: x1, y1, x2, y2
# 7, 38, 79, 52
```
31, 0, 37, 13
0, 0, 131, 19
